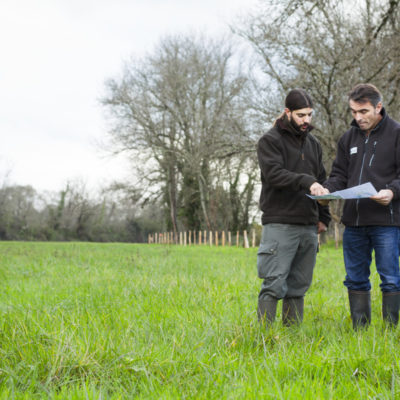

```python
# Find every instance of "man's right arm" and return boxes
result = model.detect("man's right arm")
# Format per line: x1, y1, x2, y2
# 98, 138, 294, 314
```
257, 135, 316, 192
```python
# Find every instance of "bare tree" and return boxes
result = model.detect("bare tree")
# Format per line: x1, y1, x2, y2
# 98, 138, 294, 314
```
237, 0, 400, 164
102, 34, 259, 232
0, 185, 43, 239
236, 0, 400, 226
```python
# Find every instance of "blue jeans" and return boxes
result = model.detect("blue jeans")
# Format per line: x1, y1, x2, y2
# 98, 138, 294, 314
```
343, 226, 400, 292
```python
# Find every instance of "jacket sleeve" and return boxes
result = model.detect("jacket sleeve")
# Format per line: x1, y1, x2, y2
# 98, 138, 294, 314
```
257, 134, 316, 191
387, 127, 400, 200
324, 136, 349, 192
318, 203, 331, 227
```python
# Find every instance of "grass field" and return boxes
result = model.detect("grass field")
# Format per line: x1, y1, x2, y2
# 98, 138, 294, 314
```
0, 241, 399, 399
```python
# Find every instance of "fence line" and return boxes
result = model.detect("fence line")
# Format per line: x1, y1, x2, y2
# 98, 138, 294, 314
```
147, 229, 258, 248
148, 229, 329, 249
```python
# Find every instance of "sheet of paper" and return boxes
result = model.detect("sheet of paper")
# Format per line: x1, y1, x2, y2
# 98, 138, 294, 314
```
307, 182, 377, 200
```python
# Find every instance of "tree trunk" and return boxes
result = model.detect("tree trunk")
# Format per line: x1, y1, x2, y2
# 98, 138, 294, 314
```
167, 165, 178, 241
198, 174, 211, 231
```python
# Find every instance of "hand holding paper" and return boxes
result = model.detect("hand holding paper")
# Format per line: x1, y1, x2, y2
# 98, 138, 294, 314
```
370, 189, 394, 206
309, 182, 328, 196
307, 182, 377, 200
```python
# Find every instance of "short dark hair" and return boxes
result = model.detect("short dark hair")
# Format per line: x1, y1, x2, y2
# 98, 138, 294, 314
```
348, 83, 382, 107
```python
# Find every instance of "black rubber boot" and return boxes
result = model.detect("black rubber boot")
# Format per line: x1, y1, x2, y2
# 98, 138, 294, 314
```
382, 291, 400, 326
282, 297, 304, 326
348, 290, 371, 330
257, 297, 278, 325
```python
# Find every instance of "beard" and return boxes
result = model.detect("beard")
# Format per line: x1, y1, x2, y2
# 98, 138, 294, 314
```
289, 117, 309, 133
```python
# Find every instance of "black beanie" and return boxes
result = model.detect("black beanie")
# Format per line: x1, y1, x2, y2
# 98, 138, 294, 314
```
285, 89, 313, 111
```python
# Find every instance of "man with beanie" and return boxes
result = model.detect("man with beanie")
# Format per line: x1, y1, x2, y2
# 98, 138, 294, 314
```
321, 83, 400, 329
256, 88, 330, 326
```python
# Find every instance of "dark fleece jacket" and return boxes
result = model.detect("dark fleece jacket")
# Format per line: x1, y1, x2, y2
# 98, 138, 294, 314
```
325, 108, 400, 226
257, 115, 331, 227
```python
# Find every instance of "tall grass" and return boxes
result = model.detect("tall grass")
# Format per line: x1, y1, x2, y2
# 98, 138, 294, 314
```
0, 241, 399, 399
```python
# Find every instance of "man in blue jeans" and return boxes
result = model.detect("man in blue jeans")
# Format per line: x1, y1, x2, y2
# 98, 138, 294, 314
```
321, 83, 400, 329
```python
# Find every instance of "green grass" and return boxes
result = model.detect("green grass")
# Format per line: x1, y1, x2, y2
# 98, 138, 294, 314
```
0, 241, 399, 399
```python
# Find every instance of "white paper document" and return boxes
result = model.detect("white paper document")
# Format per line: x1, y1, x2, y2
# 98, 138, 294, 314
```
307, 182, 377, 200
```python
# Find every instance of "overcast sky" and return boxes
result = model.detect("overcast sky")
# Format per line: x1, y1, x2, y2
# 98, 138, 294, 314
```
0, 0, 259, 194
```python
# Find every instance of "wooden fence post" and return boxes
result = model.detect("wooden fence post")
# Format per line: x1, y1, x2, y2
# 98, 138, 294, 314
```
236, 231, 239, 247
243, 230, 249, 248
209, 231, 213, 246
335, 222, 340, 249
228, 231, 231, 246
189, 230, 192, 245
199, 230, 202, 245
204, 230, 207, 245
179, 232, 183, 245
184, 231, 187, 246
215, 231, 219, 246
222, 231, 225, 247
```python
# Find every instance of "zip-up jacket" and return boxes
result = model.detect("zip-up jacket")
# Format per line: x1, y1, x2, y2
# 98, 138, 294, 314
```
257, 116, 331, 226
325, 108, 400, 226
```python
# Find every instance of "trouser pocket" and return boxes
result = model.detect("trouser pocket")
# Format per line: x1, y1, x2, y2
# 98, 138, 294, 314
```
257, 240, 278, 278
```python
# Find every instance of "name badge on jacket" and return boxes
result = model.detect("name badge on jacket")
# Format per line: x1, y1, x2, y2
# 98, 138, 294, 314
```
350, 147, 357, 155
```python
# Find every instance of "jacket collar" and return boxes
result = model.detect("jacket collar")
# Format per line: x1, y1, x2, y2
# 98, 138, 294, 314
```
276, 114, 314, 139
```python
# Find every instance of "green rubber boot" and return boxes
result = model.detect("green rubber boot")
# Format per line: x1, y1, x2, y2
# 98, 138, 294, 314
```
348, 290, 371, 330
382, 291, 400, 326
282, 297, 304, 326
257, 297, 278, 325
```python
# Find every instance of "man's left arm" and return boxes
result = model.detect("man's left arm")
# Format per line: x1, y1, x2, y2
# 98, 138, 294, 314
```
371, 128, 400, 205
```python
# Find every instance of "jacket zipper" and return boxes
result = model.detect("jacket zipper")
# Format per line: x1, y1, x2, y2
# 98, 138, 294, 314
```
369, 141, 377, 167
356, 135, 369, 226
